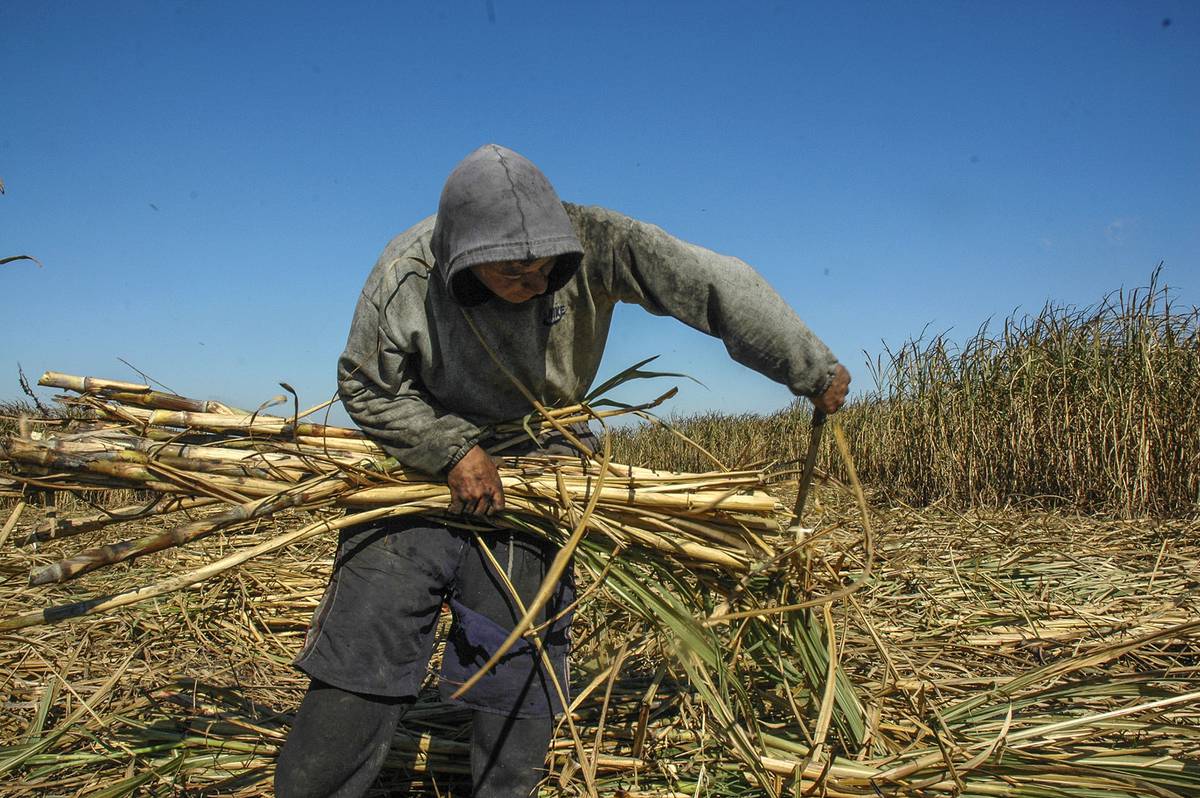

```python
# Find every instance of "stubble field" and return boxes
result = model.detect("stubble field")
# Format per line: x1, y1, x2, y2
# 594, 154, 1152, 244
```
1, 274, 1196, 797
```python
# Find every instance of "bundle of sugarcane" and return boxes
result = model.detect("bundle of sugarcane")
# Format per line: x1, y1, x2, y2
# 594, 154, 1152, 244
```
0, 371, 803, 633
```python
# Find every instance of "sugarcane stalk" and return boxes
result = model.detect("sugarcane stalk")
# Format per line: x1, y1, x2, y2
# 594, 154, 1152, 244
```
4, 440, 297, 499
40, 371, 245, 414
36, 440, 310, 483
579, 517, 750, 570
0, 501, 24, 549
95, 404, 367, 440
28, 490, 312, 586
31, 434, 355, 472
0, 502, 436, 631
23, 496, 219, 544
601, 506, 768, 552
343, 479, 772, 514
38, 372, 151, 394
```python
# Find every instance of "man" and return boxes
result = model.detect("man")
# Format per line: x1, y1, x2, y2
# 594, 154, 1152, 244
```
275, 144, 850, 797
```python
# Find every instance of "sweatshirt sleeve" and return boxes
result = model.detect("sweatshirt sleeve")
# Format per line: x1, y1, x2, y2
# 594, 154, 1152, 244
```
580, 206, 840, 398
337, 274, 485, 476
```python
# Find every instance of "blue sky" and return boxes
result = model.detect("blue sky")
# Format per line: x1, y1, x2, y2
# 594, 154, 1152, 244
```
2, 1, 1197, 422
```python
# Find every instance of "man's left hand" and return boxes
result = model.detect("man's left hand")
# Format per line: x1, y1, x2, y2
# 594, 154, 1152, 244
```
812, 363, 851, 415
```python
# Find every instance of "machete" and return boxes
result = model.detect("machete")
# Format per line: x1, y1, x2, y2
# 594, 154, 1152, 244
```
789, 407, 827, 538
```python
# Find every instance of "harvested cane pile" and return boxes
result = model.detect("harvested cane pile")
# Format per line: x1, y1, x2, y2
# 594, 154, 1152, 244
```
2, 372, 1199, 797
1, 371, 791, 636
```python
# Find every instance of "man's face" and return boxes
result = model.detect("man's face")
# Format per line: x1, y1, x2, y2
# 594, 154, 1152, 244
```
470, 256, 556, 304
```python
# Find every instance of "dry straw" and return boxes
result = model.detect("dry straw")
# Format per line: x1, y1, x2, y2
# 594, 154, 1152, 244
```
2, 346, 1198, 795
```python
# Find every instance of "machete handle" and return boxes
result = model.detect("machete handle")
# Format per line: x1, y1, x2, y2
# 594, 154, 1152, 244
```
790, 407, 828, 528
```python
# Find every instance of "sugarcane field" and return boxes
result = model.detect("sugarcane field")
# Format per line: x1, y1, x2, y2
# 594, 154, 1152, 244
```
4, 6, 1199, 797
1, 272, 1197, 797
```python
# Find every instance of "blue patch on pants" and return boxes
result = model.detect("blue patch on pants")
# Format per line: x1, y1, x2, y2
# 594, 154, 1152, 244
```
440, 590, 573, 717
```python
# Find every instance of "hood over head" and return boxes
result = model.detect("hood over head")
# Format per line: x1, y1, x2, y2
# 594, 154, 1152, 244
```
431, 144, 584, 306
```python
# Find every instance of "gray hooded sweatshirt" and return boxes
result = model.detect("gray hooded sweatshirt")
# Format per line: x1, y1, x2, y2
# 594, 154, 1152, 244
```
337, 144, 839, 475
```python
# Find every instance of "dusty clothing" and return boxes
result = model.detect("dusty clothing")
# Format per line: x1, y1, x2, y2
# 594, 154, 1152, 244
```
293, 516, 574, 718
337, 144, 839, 476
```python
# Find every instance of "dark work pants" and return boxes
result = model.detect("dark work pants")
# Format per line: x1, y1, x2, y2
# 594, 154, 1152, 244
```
291, 518, 573, 715
275, 516, 572, 797
274, 679, 553, 798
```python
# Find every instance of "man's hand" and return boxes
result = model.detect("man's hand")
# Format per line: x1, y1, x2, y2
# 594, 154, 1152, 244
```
811, 363, 851, 415
447, 445, 505, 516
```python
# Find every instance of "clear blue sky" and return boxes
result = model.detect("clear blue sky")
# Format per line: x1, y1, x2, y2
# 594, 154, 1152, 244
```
2, 1, 1197, 421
